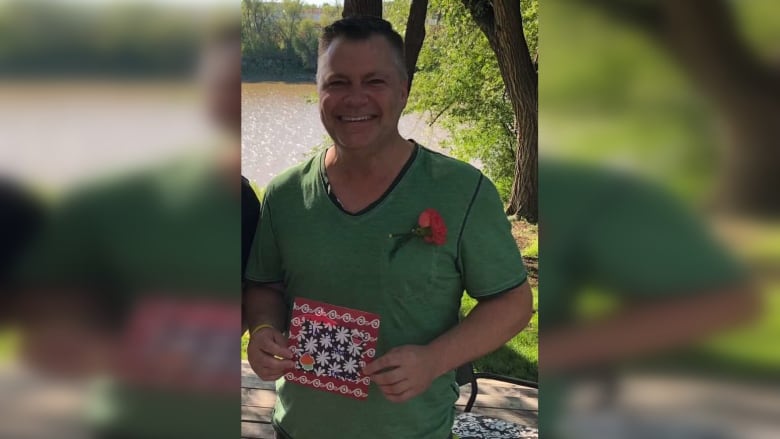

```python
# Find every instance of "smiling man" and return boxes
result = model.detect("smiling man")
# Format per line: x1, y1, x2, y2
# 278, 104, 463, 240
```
244, 16, 533, 439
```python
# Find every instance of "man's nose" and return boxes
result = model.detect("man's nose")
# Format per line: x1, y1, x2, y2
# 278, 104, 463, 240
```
343, 85, 368, 106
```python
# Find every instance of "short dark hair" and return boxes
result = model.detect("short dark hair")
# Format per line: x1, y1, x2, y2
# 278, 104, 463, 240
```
318, 16, 407, 81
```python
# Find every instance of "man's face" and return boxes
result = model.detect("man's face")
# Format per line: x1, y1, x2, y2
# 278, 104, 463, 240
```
317, 35, 409, 151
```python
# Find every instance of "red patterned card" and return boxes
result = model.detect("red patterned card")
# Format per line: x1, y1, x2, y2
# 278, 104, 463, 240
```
285, 297, 381, 400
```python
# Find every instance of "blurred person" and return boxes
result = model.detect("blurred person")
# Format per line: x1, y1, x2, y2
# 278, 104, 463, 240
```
242, 176, 261, 279
0, 179, 44, 323
244, 16, 533, 439
538, 159, 758, 438
242, 174, 261, 333
11, 23, 242, 439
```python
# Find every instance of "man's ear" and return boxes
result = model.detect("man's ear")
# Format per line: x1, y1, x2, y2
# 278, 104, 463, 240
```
401, 80, 410, 103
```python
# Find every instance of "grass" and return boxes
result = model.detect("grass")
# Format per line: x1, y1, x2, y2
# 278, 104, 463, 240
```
0, 329, 19, 363
652, 282, 780, 382
461, 288, 538, 381
523, 238, 539, 258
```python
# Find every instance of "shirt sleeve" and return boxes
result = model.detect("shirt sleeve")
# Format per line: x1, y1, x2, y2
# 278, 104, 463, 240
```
241, 177, 261, 278
580, 177, 745, 298
458, 174, 528, 298
244, 189, 284, 284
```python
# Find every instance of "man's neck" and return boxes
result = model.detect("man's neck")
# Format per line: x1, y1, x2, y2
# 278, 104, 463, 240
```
326, 136, 413, 181
323, 136, 415, 213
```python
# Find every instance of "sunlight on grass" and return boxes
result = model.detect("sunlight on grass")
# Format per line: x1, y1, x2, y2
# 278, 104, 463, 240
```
698, 283, 780, 368
0, 329, 19, 363
523, 238, 538, 258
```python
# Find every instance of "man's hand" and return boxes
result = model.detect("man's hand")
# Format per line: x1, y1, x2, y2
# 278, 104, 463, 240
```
247, 327, 295, 381
363, 345, 437, 403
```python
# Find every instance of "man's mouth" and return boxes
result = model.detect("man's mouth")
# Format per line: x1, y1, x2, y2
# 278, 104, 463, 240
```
338, 115, 376, 122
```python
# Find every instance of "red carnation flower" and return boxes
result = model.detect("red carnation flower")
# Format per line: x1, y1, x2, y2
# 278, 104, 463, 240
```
417, 208, 447, 245
389, 209, 447, 259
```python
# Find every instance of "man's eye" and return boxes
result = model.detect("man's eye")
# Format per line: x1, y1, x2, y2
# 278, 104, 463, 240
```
367, 79, 385, 85
327, 80, 346, 87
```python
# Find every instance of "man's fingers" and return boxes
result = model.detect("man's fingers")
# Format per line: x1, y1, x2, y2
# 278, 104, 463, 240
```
250, 349, 295, 370
377, 379, 409, 396
247, 332, 296, 379
252, 331, 292, 360
363, 350, 399, 375
370, 367, 405, 386
257, 369, 286, 381
384, 387, 416, 403
247, 352, 294, 380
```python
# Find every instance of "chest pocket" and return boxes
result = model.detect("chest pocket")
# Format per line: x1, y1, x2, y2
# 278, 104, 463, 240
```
382, 237, 458, 307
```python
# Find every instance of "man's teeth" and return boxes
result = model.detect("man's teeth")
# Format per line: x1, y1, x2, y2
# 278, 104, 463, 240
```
341, 115, 372, 122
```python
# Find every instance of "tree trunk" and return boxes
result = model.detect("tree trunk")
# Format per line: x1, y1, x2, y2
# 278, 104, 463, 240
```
343, 0, 382, 19
341, 0, 428, 93
403, 0, 429, 91
584, 0, 780, 216
463, 0, 538, 222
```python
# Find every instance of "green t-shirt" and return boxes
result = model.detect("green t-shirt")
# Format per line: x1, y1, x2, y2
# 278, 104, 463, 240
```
246, 145, 527, 439
17, 153, 241, 439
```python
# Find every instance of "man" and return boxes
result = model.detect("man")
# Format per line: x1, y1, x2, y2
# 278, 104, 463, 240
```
244, 16, 533, 439
13, 24, 242, 439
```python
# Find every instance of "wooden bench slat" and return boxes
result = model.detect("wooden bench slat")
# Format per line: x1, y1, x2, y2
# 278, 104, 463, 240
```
241, 421, 275, 439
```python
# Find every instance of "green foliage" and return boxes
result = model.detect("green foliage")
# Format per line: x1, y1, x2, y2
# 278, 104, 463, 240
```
242, 0, 335, 80
0, 1, 202, 77
0, 329, 19, 362
384, 0, 411, 33
540, 1, 721, 200
523, 238, 538, 258
293, 20, 320, 70
406, 0, 537, 202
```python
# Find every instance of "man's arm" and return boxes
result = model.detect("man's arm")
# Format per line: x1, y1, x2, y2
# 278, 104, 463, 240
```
364, 281, 533, 402
14, 290, 118, 378
540, 285, 758, 375
243, 281, 288, 332
243, 281, 296, 380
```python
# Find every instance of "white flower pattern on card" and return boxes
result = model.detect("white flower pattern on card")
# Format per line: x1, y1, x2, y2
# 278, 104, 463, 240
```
291, 319, 371, 382
288, 300, 380, 398
315, 351, 330, 366
343, 358, 358, 374
328, 362, 342, 376
347, 342, 362, 356
334, 327, 350, 344
304, 337, 318, 353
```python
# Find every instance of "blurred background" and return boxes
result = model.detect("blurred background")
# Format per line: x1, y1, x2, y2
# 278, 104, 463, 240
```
0, 1, 240, 438
540, 0, 780, 438
3, 0, 780, 438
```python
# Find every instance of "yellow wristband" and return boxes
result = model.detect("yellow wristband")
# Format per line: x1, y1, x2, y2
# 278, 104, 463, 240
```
249, 323, 276, 337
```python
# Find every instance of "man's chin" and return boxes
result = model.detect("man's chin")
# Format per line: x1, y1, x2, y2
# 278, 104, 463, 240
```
334, 136, 377, 151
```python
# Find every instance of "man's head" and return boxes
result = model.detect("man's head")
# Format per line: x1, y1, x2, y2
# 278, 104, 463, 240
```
317, 16, 408, 87
316, 17, 409, 151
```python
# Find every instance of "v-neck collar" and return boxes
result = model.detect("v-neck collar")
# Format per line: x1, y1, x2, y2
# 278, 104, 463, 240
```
319, 141, 420, 217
